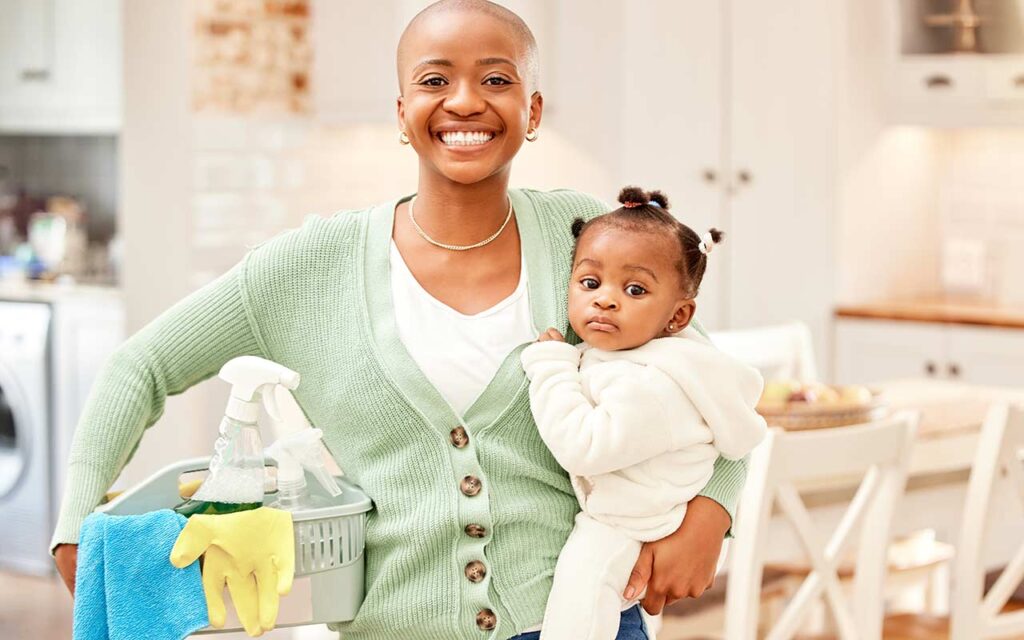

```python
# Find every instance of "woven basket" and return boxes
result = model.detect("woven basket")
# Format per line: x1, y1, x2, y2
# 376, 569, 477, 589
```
757, 400, 888, 431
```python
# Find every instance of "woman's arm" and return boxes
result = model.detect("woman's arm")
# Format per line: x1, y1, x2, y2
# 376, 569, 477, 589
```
51, 259, 266, 590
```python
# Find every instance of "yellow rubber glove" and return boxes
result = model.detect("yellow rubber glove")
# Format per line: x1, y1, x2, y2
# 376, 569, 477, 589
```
169, 507, 295, 637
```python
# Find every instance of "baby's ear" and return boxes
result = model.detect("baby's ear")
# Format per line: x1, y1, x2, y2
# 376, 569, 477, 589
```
668, 300, 696, 334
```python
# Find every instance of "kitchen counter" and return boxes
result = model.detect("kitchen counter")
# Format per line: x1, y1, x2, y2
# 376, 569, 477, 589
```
835, 297, 1024, 330
0, 280, 122, 304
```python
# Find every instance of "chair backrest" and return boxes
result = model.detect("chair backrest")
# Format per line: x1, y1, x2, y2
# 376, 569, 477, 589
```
951, 403, 1024, 640
724, 413, 919, 640
710, 322, 818, 383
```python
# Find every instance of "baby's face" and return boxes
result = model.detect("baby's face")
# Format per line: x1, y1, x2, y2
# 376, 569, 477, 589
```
568, 226, 694, 351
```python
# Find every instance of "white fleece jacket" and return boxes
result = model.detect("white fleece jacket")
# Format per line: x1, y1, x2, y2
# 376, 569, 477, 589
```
521, 328, 767, 540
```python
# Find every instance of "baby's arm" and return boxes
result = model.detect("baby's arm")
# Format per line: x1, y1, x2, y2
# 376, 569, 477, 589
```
521, 341, 681, 477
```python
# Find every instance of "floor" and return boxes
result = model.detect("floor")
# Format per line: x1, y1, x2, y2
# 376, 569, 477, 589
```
0, 569, 973, 640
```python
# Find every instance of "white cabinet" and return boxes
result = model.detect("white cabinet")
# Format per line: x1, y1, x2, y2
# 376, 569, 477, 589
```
835, 318, 1024, 387
883, 2, 1024, 126
0, 0, 122, 133
612, 0, 837, 365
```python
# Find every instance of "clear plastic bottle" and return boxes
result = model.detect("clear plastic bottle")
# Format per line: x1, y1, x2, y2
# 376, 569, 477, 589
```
174, 356, 301, 517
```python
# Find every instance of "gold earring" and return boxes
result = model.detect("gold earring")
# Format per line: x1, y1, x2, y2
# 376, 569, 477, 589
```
399, 131, 410, 145
525, 127, 539, 142
669, 324, 676, 331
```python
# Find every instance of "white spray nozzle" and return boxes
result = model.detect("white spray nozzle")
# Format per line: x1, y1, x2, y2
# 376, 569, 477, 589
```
219, 356, 301, 423
266, 428, 343, 499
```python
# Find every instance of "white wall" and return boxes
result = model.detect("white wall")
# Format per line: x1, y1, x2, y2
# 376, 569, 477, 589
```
836, 0, 944, 304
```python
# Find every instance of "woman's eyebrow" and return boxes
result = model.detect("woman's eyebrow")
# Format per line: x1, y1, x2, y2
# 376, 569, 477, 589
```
476, 57, 517, 68
413, 58, 453, 74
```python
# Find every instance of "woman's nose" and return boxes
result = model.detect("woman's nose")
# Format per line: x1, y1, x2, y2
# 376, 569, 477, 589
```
443, 81, 486, 116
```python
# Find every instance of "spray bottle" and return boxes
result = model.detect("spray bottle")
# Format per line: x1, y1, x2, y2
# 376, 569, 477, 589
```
265, 427, 343, 511
174, 356, 301, 517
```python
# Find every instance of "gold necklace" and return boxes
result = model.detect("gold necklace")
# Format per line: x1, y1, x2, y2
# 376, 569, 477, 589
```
408, 196, 514, 251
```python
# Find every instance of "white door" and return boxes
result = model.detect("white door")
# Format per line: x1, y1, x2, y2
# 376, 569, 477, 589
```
946, 325, 1024, 387
727, 0, 838, 370
619, 0, 726, 330
834, 319, 947, 384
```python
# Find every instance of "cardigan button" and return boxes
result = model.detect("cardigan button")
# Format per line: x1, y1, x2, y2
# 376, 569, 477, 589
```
465, 560, 487, 583
460, 475, 482, 497
450, 426, 469, 448
476, 608, 497, 631
464, 523, 487, 538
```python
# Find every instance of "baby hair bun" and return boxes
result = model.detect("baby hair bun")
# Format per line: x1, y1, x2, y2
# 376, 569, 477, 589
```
618, 186, 648, 207
647, 190, 670, 209
708, 228, 725, 244
571, 217, 586, 238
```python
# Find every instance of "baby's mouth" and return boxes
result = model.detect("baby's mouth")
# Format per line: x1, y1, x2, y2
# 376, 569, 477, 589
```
587, 318, 618, 332
436, 131, 497, 146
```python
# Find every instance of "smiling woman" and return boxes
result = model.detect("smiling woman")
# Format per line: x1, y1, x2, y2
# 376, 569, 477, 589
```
51, 2, 748, 639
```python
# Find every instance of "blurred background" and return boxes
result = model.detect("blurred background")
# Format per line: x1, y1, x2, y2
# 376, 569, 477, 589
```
1, 1, 1023, 638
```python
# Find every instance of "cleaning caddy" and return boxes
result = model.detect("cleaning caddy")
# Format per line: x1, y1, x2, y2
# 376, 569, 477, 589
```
96, 356, 372, 634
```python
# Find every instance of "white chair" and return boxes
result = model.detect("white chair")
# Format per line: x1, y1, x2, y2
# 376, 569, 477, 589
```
724, 413, 919, 640
950, 403, 1024, 639
710, 322, 818, 383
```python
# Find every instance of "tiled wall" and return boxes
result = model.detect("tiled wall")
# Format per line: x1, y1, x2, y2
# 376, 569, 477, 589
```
188, 117, 614, 287
0, 135, 118, 242
938, 129, 1024, 304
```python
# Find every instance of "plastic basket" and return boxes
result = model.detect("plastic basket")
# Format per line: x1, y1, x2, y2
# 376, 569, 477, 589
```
98, 457, 372, 633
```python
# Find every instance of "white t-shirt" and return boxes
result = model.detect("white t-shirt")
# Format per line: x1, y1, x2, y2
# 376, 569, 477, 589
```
389, 242, 536, 416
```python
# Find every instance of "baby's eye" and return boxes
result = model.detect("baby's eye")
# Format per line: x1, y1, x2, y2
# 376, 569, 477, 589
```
581, 277, 599, 290
626, 284, 646, 296
419, 76, 447, 87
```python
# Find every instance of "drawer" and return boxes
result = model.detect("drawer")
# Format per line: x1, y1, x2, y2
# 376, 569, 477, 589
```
986, 57, 1024, 104
895, 59, 983, 104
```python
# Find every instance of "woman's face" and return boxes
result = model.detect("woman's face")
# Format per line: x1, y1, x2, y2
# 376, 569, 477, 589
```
397, 10, 542, 186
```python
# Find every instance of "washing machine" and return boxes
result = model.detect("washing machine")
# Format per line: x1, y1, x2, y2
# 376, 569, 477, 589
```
0, 300, 53, 574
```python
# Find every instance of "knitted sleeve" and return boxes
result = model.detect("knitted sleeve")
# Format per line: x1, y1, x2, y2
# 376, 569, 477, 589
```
49, 259, 266, 551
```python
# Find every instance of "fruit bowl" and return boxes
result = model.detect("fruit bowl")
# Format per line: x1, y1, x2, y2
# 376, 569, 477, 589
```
756, 381, 887, 431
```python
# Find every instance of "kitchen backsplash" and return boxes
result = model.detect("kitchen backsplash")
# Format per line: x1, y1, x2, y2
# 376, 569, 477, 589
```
938, 129, 1024, 304
0, 135, 118, 243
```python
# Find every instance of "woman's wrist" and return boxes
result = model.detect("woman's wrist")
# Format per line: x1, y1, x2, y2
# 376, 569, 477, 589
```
686, 495, 731, 539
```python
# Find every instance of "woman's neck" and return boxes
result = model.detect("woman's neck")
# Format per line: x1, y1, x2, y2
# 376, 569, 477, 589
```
410, 171, 513, 245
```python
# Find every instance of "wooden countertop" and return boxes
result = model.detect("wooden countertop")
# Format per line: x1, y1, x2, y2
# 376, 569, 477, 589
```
835, 298, 1024, 330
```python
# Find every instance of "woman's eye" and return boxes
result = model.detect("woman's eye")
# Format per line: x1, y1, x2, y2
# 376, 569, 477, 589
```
483, 76, 511, 86
626, 285, 646, 296
581, 278, 599, 290
419, 76, 447, 87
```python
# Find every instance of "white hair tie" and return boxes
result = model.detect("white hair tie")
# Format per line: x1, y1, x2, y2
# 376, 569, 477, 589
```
698, 231, 715, 256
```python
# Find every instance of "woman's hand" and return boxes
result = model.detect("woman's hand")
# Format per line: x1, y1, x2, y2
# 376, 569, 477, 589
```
623, 496, 729, 614
537, 328, 565, 342
54, 543, 78, 596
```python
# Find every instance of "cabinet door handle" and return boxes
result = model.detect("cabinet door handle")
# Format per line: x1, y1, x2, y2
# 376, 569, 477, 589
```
20, 69, 50, 82
947, 363, 961, 378
702, 168, 718, 184
925, 361, 937, 376
925, 74, 953, 89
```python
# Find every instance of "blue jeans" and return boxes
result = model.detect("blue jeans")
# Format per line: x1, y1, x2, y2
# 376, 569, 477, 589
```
508, 604, 650, 640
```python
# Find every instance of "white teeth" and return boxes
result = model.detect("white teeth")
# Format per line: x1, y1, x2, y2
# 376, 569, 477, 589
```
439, 131, 494, 146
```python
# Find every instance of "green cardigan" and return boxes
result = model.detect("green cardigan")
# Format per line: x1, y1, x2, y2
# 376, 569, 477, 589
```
52, 188, 747, 640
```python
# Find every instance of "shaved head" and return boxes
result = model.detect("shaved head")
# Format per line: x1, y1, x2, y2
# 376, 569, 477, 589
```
397, 0, 539, 93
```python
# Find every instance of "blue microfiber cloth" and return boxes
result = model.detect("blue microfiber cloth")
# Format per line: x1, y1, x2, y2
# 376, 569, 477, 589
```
73, 509, 209, 640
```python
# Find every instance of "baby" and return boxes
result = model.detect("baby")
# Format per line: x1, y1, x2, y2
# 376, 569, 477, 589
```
521, 187, 768, 640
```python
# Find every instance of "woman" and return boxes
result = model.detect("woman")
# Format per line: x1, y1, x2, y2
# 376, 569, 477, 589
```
54, 2, 746, 638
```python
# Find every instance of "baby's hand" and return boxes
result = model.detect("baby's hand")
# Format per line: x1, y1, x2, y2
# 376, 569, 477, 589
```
537, 328, 566, 342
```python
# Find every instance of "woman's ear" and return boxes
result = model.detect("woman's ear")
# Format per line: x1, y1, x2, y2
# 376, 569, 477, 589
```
529, 91, 544, 130
666, 300, 696, 335
396, 96, 406, 132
